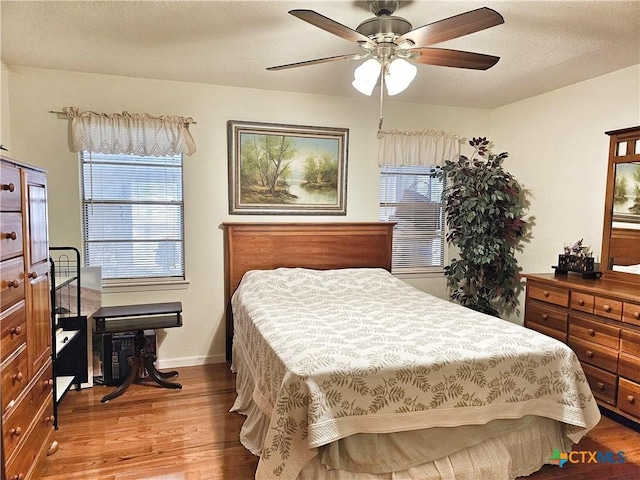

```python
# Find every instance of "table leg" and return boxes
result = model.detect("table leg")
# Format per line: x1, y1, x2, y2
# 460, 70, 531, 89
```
101, 355, 140, 403
144, 354, 182, 389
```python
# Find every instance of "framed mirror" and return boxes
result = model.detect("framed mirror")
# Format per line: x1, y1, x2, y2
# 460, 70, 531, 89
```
601, 126, 640, 285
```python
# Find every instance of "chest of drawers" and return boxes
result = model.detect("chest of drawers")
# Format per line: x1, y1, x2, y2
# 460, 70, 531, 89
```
1, 157, 54, 480
524, 273, 640, 422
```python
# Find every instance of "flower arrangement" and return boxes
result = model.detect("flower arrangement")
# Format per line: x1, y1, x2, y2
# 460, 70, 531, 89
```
563, 239, 591, 258
558, 239, 594, 272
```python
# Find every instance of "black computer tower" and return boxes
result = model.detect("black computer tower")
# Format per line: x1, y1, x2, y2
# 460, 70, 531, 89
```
100, 330, 156, 386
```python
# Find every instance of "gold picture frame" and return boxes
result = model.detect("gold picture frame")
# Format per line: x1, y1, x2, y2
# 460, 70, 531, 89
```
227, 120, 348, 215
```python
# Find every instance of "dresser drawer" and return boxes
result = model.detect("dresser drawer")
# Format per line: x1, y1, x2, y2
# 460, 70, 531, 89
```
621, 329, 640, 357
1, 256, 25, 312
1, 345, 29, 414
525, 302, 568, 334
568, 336, 619, 373
29, 361, 54, 416
618, 377, 640, 419
571, 292, 594, 313
569, 314, 620, 349
594, 296, 623, 321
0, 212, 23, 261
622, 301, 640, 327
527, 284, 569, 308
581, 362, 617, 405
526, 322, 566, 342
5, 396, 54, 480
0, 163, 22, 212
0, 300, 27, 364
619, 352, 640, 384
2, 363, 53, 463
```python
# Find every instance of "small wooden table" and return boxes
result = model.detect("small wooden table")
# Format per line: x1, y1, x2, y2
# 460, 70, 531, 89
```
93, 302, 183, 402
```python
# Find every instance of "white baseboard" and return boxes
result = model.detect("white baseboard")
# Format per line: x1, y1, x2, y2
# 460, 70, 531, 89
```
157, 354, 227, 369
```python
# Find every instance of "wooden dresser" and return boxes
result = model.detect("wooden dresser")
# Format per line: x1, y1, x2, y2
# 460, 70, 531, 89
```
1, 156, 54, 480
524, 273, 640, 421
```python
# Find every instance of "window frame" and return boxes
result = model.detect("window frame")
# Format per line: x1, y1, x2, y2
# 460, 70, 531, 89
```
80, 151, 186, 283
379, 164, 446, 276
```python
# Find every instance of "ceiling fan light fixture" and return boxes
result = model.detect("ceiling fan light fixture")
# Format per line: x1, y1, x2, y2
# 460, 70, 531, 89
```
384, 58, 417, 96
352, 58, 382, 95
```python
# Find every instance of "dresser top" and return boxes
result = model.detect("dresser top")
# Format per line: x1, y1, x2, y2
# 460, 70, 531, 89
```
523, 273, 640, 303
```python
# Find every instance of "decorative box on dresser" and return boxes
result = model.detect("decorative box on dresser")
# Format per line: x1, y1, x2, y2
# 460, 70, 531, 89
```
524, 125, 640, 424
1, 155, 55, 480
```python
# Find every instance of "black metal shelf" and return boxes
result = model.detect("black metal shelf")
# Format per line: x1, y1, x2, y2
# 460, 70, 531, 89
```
50, 246, 88, 429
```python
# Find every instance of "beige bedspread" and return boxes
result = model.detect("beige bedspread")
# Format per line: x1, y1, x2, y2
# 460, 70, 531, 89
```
231, 268, 600, 480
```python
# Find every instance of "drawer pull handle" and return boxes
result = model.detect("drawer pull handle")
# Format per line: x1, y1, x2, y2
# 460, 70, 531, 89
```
543, 291, 550, 297
603, 304, 612, 312
45, 415, 55, 424
597, 382, 605, 391
586, 350, 594, 358
28, 271, 37, 279
10, 426, 22, 437
7, 279, 20, 288
627, 395, 636, 405
634, 311, 640, 319
10, 325, 22, 336
588, 328, 596, 337
11, 474, 25, 480
578, 299, 585, 306
2, 182, 15, 192
44, 378, 54, 388
12, 372, 24, 382
3, 231, 17, 240
541, 314, 548, 321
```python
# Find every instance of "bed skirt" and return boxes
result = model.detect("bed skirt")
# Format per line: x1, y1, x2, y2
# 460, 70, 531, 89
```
231, 346, 571, 480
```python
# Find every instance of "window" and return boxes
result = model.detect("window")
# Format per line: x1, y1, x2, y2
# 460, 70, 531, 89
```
379, 165, 445, 274
81, 152, 184, 280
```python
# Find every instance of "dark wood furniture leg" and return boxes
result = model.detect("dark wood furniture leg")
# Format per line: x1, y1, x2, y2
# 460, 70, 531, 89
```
101, 330, 181, 403
101, 351, 141, 403
145, 353, 179, 379
144, 354, 181, 388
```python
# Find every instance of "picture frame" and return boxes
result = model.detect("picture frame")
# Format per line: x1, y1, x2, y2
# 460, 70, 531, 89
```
227, 120, 348, 215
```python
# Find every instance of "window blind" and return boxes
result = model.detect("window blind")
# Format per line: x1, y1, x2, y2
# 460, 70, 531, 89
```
81, 152, 184, 280
379, 165, 445, 273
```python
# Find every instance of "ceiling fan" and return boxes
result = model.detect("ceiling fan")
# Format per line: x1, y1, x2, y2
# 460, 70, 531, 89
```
267, 0, 504, 96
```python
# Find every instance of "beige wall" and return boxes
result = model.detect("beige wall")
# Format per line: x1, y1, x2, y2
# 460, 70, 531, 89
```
6, 64, 638, 365
491, 64, 640, 323
1, 63, 10, 149
5, 66, 490, 366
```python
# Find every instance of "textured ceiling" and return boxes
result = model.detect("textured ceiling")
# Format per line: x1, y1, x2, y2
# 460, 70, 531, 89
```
1, 1, 639, 109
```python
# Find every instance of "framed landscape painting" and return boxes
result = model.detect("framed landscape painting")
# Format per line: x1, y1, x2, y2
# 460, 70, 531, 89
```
227, 120, 348, 214
612, 161, 640, 225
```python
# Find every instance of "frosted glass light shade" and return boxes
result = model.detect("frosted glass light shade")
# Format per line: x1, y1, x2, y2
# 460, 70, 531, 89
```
352, 58, 382, 95
385, 58, 417, 96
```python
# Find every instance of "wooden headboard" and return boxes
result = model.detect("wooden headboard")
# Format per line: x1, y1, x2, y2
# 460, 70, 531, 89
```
222, 222, 394, 360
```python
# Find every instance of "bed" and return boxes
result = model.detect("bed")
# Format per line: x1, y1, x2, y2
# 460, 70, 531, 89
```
224, 222, 601, 480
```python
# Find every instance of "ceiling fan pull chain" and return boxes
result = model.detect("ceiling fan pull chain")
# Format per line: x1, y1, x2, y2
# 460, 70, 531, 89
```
378, 71, 384, 131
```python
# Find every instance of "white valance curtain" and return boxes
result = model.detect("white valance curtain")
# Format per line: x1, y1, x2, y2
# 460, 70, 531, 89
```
63, 106, 197, 156
377, 129, 461, 166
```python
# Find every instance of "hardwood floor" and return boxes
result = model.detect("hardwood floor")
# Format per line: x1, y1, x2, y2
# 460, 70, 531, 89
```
36, 364, 258, 480
36, 363, 640, 480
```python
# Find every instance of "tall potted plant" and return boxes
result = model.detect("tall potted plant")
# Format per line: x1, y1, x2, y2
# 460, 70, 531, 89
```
436, 137, 528, 317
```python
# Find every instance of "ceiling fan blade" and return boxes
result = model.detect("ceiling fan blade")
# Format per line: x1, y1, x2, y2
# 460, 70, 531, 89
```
409, 48, 500, 70
267, 53, 362, 71
289, 9, 375, 47
396, 7, 504, 48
